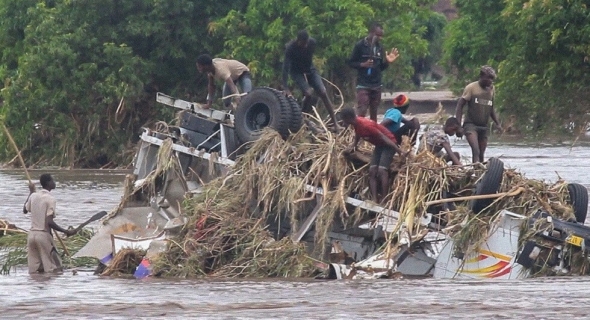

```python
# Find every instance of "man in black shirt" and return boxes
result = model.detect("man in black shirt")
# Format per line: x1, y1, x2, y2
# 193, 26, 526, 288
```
348, 22, 400, 121
282, 30, 339, 130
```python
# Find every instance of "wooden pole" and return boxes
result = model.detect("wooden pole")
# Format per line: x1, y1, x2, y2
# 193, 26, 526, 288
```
55, 233, 70, 257
2, 124, 32, 183
424, 187, 525, 207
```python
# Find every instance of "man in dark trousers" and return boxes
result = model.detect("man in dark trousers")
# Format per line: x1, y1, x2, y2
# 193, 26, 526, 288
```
24, 174, 76, 273
455, 65, 502, 163
282, 30, 339, 130
340, 107, 403, 203
348, 22, 400, 121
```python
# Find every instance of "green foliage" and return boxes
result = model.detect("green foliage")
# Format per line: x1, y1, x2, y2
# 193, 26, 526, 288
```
211, 0, 437, 96
498, 0, 590, 134
444, 0, 590, 134
411, 12, 447, 86
0, 0, 38, 83
0, 0, 247, 167
442, 0, 508, 91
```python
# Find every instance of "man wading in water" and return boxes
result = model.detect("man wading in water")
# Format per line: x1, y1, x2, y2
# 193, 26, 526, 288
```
24, 174, 77, 274
455, 65, 502, 163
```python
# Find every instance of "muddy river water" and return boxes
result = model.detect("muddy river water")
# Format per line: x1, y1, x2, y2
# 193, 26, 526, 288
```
1, 140, 590, 319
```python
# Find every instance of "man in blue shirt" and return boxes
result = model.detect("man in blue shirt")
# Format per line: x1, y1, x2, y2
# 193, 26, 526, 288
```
380, 94, 420, 145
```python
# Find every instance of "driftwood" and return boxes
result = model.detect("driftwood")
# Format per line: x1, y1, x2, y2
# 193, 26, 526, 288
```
424, 187, 525, 206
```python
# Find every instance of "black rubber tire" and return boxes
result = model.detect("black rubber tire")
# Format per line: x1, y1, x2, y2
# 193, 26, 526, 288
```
234, 87, 292, 143
567, 183, 588, 224
470, 157, 504, 214
286, 96, 303, 134
442, 190, 457, 212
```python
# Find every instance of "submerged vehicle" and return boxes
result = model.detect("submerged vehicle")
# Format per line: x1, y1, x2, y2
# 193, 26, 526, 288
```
75, 91, 590, 280
330, 160, 590, 280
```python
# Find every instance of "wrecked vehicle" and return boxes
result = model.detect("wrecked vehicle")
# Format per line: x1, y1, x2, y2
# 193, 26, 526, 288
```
330, 160, 590, 280
75, 87, 302, 272
74, 90, 590, 280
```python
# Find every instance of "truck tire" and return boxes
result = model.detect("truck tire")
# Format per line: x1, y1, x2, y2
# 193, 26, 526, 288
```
567, 183, 588, 224
235, 87, 292, 143
287, 96, 303, 134
470, 158, 504, 214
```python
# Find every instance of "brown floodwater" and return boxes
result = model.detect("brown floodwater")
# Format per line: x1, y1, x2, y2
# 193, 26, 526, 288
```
1, 140, 590, 319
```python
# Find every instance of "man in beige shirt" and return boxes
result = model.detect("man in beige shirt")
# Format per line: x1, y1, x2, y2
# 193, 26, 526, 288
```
196, 54, 253, 109
24, 174, 76, 274
455, 65, 502, 163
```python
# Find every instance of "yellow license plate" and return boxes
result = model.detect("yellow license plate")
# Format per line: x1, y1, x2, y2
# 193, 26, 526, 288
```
566, 235, 584, 247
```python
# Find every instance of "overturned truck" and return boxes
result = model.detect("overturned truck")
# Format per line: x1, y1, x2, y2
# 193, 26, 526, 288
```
75, 89, 590, 280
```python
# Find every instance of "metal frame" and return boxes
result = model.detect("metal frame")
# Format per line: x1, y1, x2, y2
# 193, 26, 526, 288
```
140, 130, 236, 167
156, 92, 233, 122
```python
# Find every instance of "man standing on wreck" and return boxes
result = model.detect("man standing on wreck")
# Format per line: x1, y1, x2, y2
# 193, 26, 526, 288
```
455, 65, 502, 163
196, 54, 252, 109
24, 174, 76, 273
348, 22, 400, 121
282, 30, 340, 131
340, 107, 403, 203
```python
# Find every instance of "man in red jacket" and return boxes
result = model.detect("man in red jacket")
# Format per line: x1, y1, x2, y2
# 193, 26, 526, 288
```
341, 107, 403, 203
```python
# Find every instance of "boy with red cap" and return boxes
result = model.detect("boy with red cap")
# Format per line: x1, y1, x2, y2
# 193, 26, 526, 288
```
341, 107, 403, 203
381, 94, 420, 146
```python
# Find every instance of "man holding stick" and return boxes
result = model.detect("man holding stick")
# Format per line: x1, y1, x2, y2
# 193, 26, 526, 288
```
24, 174, 77, 274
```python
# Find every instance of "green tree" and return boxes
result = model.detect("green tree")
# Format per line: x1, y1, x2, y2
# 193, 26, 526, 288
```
442, 0, 508, 90
0, 0, 247, 167
411, 12, 447, 87
498, 0, 590, 134
0, 0, 39, 88
444, 0, 590, 135
211, 0, 437, 99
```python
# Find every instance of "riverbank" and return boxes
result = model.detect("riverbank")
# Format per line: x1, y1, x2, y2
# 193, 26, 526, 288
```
382, 90, 457, 115
2, 88, 590, 171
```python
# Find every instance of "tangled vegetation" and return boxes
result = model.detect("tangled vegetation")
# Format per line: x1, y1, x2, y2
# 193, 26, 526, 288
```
0, 228, 98, 274
149, 116, 586, 278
